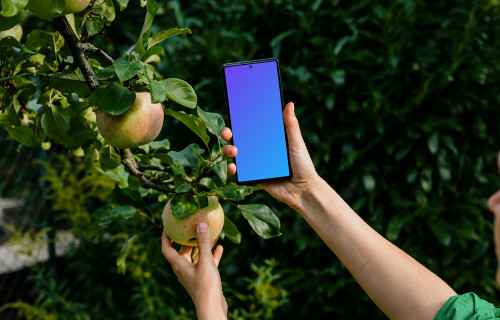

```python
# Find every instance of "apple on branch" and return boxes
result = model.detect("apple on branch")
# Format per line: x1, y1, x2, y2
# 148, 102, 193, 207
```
162, 196, 225, 246
96, 92, 164, 149
26, 0, 91, 20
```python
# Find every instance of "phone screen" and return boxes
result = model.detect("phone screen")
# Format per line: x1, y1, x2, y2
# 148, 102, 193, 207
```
222, 59, 292, 184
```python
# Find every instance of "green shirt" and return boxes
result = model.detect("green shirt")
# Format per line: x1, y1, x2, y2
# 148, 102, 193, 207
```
434, 292, 500, 320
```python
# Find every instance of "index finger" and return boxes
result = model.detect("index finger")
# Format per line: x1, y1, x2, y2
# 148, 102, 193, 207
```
221, 127, 232, 142
161, 231, 180, 264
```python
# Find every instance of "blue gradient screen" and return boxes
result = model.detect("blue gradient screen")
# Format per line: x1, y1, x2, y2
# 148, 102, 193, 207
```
223, 60, 290, 183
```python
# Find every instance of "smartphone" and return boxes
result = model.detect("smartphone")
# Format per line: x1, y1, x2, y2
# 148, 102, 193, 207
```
222, 58, 292, 185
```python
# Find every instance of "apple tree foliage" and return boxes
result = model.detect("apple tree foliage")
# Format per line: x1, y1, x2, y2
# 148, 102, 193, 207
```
0, 0, 282, 264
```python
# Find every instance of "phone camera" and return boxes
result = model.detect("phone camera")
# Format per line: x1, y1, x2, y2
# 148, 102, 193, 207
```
249, 65, 252, 69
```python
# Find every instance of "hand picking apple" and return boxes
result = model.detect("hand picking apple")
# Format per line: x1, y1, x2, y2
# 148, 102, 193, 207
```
162, 196, 224, 246
162, 223, 227, 320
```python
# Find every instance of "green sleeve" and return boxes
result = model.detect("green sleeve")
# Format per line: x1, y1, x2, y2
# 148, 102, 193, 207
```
434, 292, 500, 320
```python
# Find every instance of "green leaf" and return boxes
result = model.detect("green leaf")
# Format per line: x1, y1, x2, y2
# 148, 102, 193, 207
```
0, 36, 37, 54
215, 183, 253, 201
8, 104, 20, 127
115, 0, 129, 11
163, 78, 197, 109
1, 0, 28, 17
99, 145, 122, 171
41, 105, 72, 139
138, 138, 170, 153
96, 65, 117, 81
197, 106, 224, 137
222, 216, 241, 244
164, 108, 209, 148
174, 175, 191, 193
84, 144, 98, 170
4, 125, 35, 147
32, 116, 46, 145
141, 45, 164, 63
147, 27, 191, 49
192, 146, 208, 168
96, 165, 129, 187
89, 83, 135, 116
58, 118, 98, 148
113, 57, 143, 82
239, 204, 281, 239
85, 16, 105, 37
92, 205, 137, 222
170, 193, 199, 218
94, 0, 115, 24
428, 134, 438, 154
49, 0, 65, 15
213, 160, 227, 185
28, 54, 44, 66
132, 0, 158, 55
25, 29, 58, 52
199, 177, 217, 190
166, 143, 204, 168
116, 235, 138, 274
0, 23, 22, 39
49, 69, 91, 97
196, 193, 208, 208
149, 79, 167, 103
52, 31, 64, 55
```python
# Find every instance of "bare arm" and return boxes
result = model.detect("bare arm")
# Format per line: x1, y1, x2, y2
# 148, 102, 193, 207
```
223, 102, 456, 320
296, 176, 455, 320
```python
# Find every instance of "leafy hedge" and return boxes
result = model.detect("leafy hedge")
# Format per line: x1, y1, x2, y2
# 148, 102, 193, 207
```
2, 0, 500, 319
149, 0, 500, 318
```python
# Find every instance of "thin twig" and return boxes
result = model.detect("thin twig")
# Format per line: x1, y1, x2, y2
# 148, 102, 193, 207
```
119, 149, 174, 194
137, 163, 171, 172
81, 43, 115, 65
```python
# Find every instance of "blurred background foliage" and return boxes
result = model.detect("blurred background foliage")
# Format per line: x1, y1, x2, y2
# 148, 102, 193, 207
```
2, 0, 500, 319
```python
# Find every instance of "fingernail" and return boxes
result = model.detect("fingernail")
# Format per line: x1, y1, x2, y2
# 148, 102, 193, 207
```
197, 223, 208, 233
290, 102, 295, 115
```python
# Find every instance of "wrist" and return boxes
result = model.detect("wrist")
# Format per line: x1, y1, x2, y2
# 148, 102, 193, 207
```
294, 174, 327, 214
194, 293, 227, 320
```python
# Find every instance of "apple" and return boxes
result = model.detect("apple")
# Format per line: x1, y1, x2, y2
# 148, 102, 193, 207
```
96, 92, 164, 149
162, 196, 225, 246
26, 0, 91, 20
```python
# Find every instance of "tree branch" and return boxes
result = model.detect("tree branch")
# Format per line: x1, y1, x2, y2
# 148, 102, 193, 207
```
82, 43, 115, 65
52, 16, 174, 195
137, 163, 171, 172
52, 16, 99, 91
119, 149, 174, 194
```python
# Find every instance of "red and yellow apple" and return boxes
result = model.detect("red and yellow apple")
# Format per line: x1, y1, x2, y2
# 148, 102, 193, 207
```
96, 92, 164, 149
162, 196, 225, 246
26, 0, 91, 20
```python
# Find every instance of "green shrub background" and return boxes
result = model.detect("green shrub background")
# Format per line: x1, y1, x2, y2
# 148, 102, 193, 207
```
2, 0, 500, 319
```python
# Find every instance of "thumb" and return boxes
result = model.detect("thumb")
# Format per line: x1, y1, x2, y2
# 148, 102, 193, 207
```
196, 222, 212, 260
283, 102, 306, 150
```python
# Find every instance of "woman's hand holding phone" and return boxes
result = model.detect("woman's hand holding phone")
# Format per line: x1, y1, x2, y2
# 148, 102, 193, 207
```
222, 102, 321, 212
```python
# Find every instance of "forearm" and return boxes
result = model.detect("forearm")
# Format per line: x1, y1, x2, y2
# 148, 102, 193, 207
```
195, 301, 227, 320
194, 289, 227, 320
295, 177, 456, 320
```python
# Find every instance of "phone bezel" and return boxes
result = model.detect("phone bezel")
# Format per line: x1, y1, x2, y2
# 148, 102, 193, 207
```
221, 58, 293, 185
